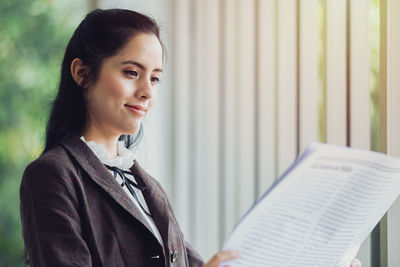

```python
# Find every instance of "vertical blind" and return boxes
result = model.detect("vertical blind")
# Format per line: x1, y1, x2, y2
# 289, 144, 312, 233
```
97, 0, 400, 266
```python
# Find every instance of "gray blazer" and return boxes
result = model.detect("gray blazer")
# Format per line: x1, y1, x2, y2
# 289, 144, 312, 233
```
20, 135, 204, 267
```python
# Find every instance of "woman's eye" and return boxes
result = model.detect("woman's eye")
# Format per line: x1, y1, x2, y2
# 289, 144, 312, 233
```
151, 77, 161, 84
124, 70, 138, 77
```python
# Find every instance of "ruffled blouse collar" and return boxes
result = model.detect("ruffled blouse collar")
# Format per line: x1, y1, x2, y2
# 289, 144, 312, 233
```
80, 136, 135, 170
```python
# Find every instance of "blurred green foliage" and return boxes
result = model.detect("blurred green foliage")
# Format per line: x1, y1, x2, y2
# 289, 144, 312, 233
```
0, 0, 87, 265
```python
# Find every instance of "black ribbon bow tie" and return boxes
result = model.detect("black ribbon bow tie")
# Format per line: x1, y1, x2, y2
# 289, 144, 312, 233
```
105, 164, 152, 217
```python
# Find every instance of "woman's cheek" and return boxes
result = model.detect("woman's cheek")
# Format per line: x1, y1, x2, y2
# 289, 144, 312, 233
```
149, 90, 158, 109
106, 79, 129, 98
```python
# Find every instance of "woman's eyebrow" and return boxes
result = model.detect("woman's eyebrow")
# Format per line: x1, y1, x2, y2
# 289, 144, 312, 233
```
121, 60, 163, 72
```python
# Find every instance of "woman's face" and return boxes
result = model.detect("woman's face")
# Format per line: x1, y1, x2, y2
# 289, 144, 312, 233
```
84, 33, 163, 137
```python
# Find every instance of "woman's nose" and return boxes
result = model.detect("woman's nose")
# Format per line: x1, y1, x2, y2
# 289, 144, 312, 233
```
136, 78, 153, 99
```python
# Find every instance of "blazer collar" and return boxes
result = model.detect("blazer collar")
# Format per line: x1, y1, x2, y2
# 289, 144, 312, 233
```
61, 135, 170, 248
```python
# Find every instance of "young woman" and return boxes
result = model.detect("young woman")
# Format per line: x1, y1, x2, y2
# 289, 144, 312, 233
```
20, 8, 361, 267
19, 8, 239, 267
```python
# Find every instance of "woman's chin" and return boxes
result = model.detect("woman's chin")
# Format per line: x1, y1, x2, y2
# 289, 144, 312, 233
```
122, 124, 141, 135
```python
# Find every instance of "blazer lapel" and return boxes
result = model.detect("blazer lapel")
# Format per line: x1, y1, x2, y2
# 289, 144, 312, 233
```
61, 136, 155, 236
130, 161, 171, 251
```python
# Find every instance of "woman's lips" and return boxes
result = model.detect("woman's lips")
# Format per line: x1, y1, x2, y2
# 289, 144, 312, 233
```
124, 104, 147, 116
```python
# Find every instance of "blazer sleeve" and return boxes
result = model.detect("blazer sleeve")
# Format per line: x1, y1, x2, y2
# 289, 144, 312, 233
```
20, 158, 92, 267
184, 240, 204, 267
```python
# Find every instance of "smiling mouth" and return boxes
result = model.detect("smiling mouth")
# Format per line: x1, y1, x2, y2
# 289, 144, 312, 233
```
124, 104, 147, 116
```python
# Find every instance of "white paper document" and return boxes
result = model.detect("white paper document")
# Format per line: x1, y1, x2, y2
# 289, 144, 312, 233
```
222, 143, 400, 267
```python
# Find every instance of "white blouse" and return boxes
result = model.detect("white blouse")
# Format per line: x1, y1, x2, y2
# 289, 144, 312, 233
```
80, 136, 164, 248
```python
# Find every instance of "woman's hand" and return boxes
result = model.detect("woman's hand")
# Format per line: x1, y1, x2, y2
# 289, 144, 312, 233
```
202, 250, 241, 267
351, 258, 362, 267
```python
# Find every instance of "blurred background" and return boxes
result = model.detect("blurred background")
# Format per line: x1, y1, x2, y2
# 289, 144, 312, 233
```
1, 0, 399, 266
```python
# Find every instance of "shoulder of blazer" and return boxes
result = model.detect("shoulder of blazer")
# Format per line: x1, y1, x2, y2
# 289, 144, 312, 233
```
22, 145, 79, 184
20, 145, 86, 216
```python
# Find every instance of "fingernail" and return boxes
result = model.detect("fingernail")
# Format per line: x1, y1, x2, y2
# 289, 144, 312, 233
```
234, 251, 241, 257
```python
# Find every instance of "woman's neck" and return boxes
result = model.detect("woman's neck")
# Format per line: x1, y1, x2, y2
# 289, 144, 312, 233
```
82, 128, 119, 159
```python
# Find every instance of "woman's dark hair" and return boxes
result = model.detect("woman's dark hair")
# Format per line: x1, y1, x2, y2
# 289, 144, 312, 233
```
43, 8, 165, 153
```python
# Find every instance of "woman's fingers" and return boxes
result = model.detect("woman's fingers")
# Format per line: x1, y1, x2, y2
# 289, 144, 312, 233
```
202, 250, 241, 267
350, 258, 362, 267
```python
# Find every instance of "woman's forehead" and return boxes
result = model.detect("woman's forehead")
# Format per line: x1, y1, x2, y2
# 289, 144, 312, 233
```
112, 33, 163, 69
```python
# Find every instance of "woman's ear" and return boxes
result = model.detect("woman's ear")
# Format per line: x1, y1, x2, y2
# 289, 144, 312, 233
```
70, 58, 90, 88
